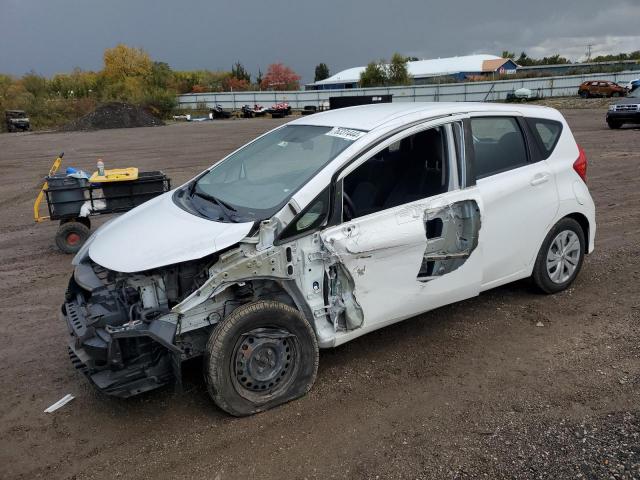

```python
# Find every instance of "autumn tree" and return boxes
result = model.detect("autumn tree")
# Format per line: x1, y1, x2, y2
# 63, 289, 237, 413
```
260, 63, 301, 90
223, 76, 250, 91
103, 44, 152, 80
314, 63, 330, 82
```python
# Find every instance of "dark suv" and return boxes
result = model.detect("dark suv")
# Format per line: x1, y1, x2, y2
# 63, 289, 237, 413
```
578, 81, 627, 98
607, 88, 640, 129
4, 110, 30, 132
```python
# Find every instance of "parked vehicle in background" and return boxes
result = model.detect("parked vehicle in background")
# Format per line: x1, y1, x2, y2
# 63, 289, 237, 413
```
625, 79, 640, 92
269, 102, 291, 118
210, 104, 231, 119
607, 87, 640, 129
61, 103, 595, 416
578, 81, 627, 98
5, 110, 30, 132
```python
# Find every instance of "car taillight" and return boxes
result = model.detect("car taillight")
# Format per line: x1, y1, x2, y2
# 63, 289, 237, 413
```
573, 145, 588, 183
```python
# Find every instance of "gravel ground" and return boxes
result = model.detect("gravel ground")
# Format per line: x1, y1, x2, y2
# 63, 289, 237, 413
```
0, 110, 638, 480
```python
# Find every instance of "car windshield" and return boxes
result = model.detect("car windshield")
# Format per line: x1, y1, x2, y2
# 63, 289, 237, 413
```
188, 124, 363, 221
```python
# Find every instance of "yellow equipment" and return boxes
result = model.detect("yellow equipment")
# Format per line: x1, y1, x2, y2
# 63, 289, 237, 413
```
33, 152, 64, 222
89, 167, 139, 183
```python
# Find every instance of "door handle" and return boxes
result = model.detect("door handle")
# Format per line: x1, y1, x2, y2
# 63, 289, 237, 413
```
530, 173, 550, 186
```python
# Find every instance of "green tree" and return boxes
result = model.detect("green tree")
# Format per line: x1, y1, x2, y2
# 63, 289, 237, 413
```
21, 71, 48, 98
387, 53, 412, 86
501, 50, 516, 59
231, 61, 251, 83
150, 62, 172, 89
359, 61, 387, 87
314, 63, 330, 82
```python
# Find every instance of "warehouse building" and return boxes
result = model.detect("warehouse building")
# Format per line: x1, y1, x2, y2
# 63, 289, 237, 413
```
305, 54, 518, 90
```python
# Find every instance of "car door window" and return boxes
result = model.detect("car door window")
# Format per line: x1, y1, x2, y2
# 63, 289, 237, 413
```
470, 116, 528, 179
277, 187, 330, 242
343, 126, 449, 219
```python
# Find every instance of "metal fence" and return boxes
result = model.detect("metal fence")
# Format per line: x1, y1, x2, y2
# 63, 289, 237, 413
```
177, 70, 640, 110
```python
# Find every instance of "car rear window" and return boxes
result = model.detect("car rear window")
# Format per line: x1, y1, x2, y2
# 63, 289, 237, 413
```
470, 116, 529, 179
525, 118, 563, 160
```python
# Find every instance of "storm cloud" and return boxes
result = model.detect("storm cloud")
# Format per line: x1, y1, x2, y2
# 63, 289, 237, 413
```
1, 0, 638, 83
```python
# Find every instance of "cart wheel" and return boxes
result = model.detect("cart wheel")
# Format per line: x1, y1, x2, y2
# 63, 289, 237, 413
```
55, 221, 90, 254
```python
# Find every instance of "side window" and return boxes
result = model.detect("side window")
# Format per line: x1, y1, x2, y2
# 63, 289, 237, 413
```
343, 126, 449, 219
470, 117, 528, 179
525, 117, 563, 160
278, 187, 330, 241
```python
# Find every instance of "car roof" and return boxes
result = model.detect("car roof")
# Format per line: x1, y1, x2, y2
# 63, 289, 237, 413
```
289, 102, 561, 131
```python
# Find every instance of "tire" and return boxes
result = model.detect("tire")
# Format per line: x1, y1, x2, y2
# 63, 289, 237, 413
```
579, 90, 589, 99
532, 218, 585, 294
608, 121, 623, 129
55, 221, 90, 254
611, 92, 621, 98
204, 300, 319, 416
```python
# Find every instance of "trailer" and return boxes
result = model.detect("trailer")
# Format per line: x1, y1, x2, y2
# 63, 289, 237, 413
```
34, 153, 171, 253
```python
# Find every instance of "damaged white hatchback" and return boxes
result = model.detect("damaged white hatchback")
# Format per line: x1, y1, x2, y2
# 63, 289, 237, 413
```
63, 103, 595, 416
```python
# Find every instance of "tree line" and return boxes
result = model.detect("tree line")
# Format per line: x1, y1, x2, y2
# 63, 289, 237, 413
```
0, 44, 304, 129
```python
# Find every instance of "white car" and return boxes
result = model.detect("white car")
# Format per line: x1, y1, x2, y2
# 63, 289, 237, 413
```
63, 103, 595, 415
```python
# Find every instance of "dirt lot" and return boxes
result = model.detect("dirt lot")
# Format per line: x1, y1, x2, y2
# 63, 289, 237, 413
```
0, 111, 638, 479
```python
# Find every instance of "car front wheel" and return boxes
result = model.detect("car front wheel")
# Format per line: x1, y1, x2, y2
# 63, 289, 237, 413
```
204, 300, 319, 416
532, 218, 585, 294
607, 120, 623, 129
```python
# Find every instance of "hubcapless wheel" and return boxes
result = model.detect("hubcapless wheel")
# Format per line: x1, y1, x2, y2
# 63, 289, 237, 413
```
55, 221, 90, 254
204, 300, 318, 416
232, 327, 299, 400
532, 217, 585, 294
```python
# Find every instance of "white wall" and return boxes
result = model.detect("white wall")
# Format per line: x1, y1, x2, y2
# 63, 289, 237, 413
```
177, 70, 640, 110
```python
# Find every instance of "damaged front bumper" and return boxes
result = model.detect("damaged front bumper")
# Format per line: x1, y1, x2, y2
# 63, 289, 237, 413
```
62, 262, 180, 398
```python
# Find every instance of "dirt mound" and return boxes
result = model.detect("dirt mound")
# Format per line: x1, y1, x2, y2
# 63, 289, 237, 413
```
62, 102, 164, 131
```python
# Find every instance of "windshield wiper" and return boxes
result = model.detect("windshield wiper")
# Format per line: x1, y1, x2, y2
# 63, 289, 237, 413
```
191, 184, 239, 221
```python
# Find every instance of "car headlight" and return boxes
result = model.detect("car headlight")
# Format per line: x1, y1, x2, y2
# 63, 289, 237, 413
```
608, 105, 616, 111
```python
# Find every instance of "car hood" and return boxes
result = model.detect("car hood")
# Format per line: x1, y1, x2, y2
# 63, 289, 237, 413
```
612, 97, 640, 106
88, 191, 254, 273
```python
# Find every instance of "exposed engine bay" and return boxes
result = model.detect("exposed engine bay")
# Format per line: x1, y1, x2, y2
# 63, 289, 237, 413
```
64, 197, 481, 398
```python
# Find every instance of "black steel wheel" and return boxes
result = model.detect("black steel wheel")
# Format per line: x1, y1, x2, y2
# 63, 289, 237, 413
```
55, 221, 90, 254
204, 300, 318, 416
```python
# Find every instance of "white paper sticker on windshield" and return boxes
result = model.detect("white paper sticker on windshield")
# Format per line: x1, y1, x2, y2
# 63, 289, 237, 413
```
325, 127, 365, 141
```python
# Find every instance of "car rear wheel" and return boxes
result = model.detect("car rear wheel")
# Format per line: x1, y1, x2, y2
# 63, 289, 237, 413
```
204, 300, 319, 416
532, 218, 585, 294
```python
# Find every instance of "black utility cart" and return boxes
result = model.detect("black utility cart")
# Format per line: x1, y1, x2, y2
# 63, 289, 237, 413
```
34, 153, 171, 253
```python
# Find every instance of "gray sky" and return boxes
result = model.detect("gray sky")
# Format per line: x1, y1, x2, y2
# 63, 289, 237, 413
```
1, 0, 639, 84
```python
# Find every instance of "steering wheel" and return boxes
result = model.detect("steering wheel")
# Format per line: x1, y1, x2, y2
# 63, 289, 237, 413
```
343, 192, 356, 221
